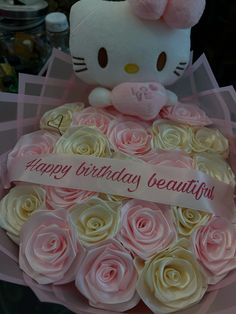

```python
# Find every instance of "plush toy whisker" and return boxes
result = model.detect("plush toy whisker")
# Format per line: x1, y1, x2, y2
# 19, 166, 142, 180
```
173, 61, 187, 77
173, 70, 181, 77
73, 62, 87, 66
75, 68, 88, 73
72, 56, 86, 61
176, 66, 185, 71
72, 56, 87, 72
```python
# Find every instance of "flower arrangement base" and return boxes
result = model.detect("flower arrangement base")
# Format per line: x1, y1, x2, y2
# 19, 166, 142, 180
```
0, 49, 236, 314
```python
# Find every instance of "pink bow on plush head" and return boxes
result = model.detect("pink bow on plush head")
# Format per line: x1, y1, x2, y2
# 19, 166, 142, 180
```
128, 0, 206, 28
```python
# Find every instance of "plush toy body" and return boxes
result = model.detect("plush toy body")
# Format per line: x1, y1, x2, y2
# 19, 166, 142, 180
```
70, 0, 205, 120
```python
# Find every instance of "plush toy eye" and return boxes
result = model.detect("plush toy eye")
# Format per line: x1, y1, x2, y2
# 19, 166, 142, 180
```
156, 52, 167, 71
98, 47, 108, 68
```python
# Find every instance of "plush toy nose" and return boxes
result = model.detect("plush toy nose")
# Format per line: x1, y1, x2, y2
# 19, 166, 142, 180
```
124, 64, 140, 74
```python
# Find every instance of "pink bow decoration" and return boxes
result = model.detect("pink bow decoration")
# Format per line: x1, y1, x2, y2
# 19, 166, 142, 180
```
128, 0, 206, 29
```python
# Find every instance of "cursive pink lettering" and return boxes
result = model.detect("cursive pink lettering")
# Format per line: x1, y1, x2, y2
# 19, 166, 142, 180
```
25, 158, 72, 179
147, 173, 215, 201
75, 161, 141, 192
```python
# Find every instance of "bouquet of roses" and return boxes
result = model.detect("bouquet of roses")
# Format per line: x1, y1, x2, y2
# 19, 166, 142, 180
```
1, 50, 236, 314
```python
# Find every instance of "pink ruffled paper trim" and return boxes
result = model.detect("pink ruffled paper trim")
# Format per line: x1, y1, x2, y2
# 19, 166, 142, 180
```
1, 49, 236, 314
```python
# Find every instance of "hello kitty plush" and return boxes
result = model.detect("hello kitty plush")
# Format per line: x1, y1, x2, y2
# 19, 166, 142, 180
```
69, 0, 205, 120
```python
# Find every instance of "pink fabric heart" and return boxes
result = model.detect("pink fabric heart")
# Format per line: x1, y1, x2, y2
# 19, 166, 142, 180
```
111, 82, 167, 121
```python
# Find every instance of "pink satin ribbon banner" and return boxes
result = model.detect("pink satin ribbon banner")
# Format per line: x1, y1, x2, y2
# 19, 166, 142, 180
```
8, 154, 234, 218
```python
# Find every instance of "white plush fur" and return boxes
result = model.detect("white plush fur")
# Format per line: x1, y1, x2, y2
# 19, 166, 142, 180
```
70, 0, 191, 88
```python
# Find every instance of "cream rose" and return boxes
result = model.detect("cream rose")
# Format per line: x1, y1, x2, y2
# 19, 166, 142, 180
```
0, 185, 46, 244
190, 127, 229, 158
54, 126, 111, 157
71, 107, 114, 135
172, 206, 211, 237
19, 209, 85, 285
193, 153, 235, 186
192, 217, 236, 284
45, 186, 97, 211
108, 120, 151, 156
151, 120, 191, 153
117, 200, 176, 260
136, 240, 208, 313
69, 198, 120, 246
40, 102, 84, 135
75, 239, 140, 312
99, 193, 129, 203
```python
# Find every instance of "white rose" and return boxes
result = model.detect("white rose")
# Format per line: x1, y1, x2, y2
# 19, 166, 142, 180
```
190, 127, 229, 158
40, 102, 84, 135
172, 206, 211, 237
151, 120, 191, 153
136, 240, 208, 313
54, 126, 111, 157
0, 185, 46, 244
69, 197, 120, 246
193, 153, 235, 186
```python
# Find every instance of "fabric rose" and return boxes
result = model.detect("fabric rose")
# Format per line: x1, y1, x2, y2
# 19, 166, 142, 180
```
7, 130, 59, 169
172, 206, 211, 237
75, 239, 140, 312
113, 114, 151, 128
193, 153, 235, 186
69, 198, 120, 246
117, 200, 176, 260
99, 193, 129, 203
45, 186, 97, 211
136, 240, 207, 313
190, 127, 229, 158
71, 107, 114, 135
19, 209, 85, 285
104, 106, 151, 124
151, 120, 191, 153
108, 120, 151, 156
159, 103, 212, 126
192, 217, 236, 284
0, 185, 46, 244
40, 102, 84, 135
141, 150, 193, 168
54, 126, 111, 157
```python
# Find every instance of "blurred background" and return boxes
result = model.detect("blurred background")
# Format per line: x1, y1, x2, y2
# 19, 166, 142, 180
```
0, 0, 236, 313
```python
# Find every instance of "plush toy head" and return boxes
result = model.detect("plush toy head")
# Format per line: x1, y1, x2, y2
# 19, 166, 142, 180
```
70, 0, 205, 89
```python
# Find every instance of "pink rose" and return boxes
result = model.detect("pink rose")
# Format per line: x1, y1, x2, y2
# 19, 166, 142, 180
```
141, 150, 193, 168
75, 239, 140, 312
19, 209, 85, 285
159, 103, 212, 126
108, 120, 151, 156
104, 107, 151, 128
45, 186, 97, 211
7, 130, 59, 168
104, 106, 124, 118
71, 107, 114, 134
116, 200, 176, 260
192, 217, 236, 284
115, 115, 151, 128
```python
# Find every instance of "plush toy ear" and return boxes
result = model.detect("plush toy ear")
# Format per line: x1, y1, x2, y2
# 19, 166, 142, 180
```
128, 0, 167, 20
128, 0, 206, 29
163, 0, 206, 28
